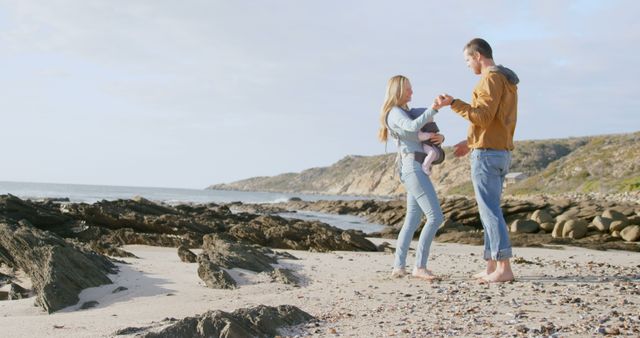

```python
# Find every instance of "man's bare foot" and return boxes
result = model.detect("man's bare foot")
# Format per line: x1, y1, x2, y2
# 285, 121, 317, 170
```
390, 268, 407, 278
479, 270, 514, 283
479, 260, 514, 283
472, 270, 489, 279
412, 267, 439, 281
472, 260, 496, 279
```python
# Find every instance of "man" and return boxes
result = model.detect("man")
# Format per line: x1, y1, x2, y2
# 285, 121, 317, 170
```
441, 38, 519, 282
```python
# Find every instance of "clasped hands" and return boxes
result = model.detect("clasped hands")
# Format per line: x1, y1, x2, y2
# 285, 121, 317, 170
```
424, 93, 453, 146
431, 94, 454, 110
429, 93, 470, 157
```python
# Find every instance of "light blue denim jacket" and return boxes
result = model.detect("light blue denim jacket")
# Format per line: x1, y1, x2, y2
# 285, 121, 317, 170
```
387, 106, 439, 173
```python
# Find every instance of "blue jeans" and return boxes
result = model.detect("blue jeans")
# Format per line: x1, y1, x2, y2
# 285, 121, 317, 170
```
470, 149, 513, 261
394, 163, 444, 269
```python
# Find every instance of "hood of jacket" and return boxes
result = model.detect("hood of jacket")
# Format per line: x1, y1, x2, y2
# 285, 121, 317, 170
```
488, 65, 519, 85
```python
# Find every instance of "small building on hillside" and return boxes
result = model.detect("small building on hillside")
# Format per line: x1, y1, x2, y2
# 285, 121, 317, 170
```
505, 172, 527, 186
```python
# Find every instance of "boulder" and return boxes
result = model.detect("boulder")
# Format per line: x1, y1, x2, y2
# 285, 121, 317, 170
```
539, 222, 555, 232
557, 209, 579, 222
610, 220, 628, 232
530, 210, 554, 224
552, 220, 567, 238
620, 225, 640, 242
602, 209, 628, 222
562, 220, 588, 239
591, 216, 612, 232
140, 305, 313, 338
510, 219, 540, 233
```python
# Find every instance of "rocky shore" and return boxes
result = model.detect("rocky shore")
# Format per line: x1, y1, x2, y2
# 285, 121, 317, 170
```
230, 193, 640, 252
0, 193, 638, 337
0, 193, 372, 335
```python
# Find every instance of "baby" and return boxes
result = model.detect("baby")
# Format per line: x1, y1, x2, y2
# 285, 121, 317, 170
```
407, 108, 445, 175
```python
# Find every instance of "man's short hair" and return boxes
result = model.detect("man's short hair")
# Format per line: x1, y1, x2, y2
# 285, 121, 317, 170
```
464, 38, 493, 59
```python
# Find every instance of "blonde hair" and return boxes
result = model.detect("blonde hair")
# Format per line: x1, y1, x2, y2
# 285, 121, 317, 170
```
378, 75, 410, 142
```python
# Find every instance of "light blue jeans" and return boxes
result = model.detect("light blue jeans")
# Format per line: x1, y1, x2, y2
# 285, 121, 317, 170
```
394, 162, 444, 270
470, 149, 513, 261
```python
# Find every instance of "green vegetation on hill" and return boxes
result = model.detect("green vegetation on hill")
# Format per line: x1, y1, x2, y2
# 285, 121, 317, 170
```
209, 131, 640, 197
507, 132, 640, 195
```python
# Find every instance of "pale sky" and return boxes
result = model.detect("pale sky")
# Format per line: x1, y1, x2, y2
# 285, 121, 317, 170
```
1, 0, 638, 189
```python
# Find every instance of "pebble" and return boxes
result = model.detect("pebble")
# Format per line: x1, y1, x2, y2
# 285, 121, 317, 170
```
284, 246, 640, 338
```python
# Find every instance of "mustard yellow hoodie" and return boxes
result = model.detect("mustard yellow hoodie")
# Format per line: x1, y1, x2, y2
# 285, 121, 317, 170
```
451, 65, 519, 150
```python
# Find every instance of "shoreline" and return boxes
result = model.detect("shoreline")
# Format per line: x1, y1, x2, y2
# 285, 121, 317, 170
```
0, 239, 637, 337
0, 193, 638, 336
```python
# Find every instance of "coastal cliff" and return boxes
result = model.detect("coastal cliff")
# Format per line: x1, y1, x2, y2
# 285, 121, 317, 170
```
208, 132, 640, 197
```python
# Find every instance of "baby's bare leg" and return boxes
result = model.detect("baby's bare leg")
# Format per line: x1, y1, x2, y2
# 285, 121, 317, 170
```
418, 131, 434, 142
421, 144, 438, 175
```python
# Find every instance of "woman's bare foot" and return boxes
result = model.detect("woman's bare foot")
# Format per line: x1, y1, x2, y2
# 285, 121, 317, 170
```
390, 268, 407, 278
412, 267, 439, 281
472, 260, 496, 279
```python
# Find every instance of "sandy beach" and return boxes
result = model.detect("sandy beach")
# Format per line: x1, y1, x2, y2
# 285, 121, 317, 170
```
0, 238, 637, 337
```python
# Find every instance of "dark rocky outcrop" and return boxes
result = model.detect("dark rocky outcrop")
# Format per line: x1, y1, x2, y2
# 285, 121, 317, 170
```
61, 197, 218, 235
0, 272, 12, 285
141, 305, 313, 338
0, 194, 388, 312
229, 215, 377, 252
197, 256, 237, 289
0, 219, 116, 313
199, 234, 276, 273
270, 268, 300, 286
8, 283, 30, 300
237, 194, 640, 249
1, 194, 378, 254
196, 234, 305, 288
0, 194, 79, 235
196, 234, 278, 289
177, 245, 197, 263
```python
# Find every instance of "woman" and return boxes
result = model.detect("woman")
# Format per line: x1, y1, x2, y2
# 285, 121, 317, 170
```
378, 75, 446, 281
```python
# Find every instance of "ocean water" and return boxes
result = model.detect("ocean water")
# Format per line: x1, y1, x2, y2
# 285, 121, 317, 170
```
0, 180, 374, 204
0, 181, 389, 233
279, 211, 386, 234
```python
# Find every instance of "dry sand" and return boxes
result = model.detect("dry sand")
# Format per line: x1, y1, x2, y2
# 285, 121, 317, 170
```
0, 239, 638, 337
